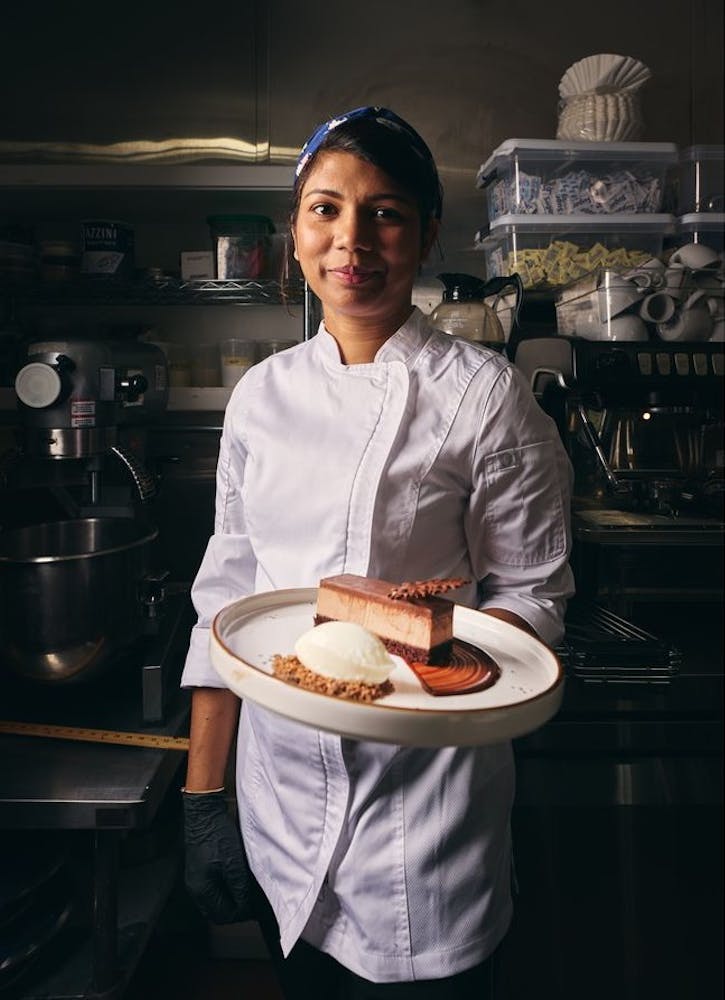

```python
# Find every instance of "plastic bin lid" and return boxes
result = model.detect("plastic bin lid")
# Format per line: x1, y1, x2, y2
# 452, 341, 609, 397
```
487, 213, 676, 233
679, 145, 725, 161
477, 139, 678, 187
678, 212, 725, 229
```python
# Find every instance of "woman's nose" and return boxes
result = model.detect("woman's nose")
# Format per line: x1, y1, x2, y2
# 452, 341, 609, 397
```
334, 209, 373, 251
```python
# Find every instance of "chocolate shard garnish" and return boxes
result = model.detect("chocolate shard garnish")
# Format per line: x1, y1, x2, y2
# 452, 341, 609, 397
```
387, 577, 470, 601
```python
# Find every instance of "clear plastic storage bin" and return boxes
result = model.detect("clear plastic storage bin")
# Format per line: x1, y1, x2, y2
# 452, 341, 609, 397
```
675, 213, 725, 252
556, 265, 721, 343
677, 145, 725, 214
477, 213, 675, 290
477, 139, 677, 222
207, 214, 275, 279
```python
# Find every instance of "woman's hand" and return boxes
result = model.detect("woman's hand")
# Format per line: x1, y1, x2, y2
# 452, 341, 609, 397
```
182, 788, 256, 924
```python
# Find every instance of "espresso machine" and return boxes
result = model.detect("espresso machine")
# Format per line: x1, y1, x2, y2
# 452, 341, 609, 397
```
0, 336, 190, 718
515, 335, 724, 613
516, 336, 724, 515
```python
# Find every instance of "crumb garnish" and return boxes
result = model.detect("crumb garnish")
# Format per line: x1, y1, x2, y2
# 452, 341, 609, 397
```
387, 577, 470, 601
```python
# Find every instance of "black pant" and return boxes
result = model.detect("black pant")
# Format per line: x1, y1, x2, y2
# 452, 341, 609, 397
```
253, 882, 496, 1000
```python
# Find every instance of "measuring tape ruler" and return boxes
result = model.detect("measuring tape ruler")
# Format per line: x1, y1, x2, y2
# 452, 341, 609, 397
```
0, 720, 190, 751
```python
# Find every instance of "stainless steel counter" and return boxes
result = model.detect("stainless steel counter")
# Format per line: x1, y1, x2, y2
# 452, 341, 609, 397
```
0, 597, 192, 999
572, 507, 725, 546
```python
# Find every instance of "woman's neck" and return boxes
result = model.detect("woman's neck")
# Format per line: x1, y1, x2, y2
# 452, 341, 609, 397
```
324, 305, 414, 364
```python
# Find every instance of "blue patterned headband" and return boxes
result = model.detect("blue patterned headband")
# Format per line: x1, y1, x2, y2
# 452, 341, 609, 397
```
295, 106, 442, 218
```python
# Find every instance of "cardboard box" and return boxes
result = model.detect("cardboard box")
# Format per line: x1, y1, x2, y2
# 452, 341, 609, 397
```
180, 251, 214, 281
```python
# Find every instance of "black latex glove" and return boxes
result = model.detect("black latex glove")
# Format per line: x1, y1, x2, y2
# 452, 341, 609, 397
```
182, 789, 256, 924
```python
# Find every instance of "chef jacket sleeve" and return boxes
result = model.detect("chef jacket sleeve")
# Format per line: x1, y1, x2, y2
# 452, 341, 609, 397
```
465, 362, 575, 646
181, 394, 258, 688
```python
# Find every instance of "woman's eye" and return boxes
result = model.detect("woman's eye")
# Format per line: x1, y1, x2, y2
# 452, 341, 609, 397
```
311, 203, 336, 216
374, 207, 403, 220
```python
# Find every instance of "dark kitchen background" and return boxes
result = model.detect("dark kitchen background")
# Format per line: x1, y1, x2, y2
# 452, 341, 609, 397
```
0, 2, 722, 999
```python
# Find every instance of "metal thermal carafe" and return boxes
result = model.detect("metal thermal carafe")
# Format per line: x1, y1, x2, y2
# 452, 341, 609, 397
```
0, 337, 172, 686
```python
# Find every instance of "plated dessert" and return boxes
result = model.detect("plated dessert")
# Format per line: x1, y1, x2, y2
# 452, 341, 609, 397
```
314, 573, 466, 664
272, 574, 501, 703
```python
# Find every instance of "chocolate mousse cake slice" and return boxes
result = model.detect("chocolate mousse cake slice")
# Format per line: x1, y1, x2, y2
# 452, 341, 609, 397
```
315, 574, 467, 665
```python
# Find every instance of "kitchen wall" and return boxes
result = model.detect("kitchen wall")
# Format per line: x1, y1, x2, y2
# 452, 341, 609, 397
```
2, 0, 723, 276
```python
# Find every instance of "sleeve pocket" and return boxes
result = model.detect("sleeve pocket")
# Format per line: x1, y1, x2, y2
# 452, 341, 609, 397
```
483, 442, 566, 567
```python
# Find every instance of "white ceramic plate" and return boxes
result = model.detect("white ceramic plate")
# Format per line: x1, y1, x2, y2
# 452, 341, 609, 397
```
211, 589, 564, 747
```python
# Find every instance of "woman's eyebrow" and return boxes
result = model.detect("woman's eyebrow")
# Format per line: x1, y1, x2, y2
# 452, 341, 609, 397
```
303, 187, 413, 203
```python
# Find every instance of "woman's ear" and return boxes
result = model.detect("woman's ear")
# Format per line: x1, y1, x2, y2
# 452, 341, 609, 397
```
420, 218, 439, 263
290, 227, 299, 261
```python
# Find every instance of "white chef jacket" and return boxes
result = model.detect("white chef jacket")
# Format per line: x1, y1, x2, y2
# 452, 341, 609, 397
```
181, 308, 574, 982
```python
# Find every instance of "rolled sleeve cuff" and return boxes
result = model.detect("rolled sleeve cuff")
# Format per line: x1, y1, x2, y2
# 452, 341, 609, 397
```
478, 594, 568, 647
180, 623, 228, 689
479, 561, 575, 647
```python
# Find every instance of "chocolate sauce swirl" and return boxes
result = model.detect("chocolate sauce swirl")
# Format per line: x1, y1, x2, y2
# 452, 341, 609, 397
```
409, 639, 500, 696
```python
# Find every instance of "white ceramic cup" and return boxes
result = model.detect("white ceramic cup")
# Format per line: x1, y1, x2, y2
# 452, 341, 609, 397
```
597, 276, 643, 322
663, 263, 690, 301
706, 295, 725, 319
670, 241, 721, 270
639, 291, 676, 324
624, 257, 666, 290
597, 314, 648, 342
574, 308, 603, 339
710, 318, 725, 342
657, 291, 714, 341
693, 271, 725, 295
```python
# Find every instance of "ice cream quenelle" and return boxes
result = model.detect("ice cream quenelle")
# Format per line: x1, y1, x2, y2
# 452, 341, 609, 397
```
294, 621, 396, 685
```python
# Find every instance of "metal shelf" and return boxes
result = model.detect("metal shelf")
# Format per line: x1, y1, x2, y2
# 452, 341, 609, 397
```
1, 276, 306, 307
0, 163, 295, 191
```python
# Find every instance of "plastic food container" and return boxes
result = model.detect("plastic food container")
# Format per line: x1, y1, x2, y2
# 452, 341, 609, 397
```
677, 145, 725, 214
220, 338, 257, 387
148, 341, 191, 387
477, 213, 675, 290
0, 240, 35, 280
207, 214, 275, 279
256, 340, 298, 360
477, 139, 677, 222
39, 240, 80, 282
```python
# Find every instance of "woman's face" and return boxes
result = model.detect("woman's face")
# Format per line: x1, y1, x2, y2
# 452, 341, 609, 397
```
292, 151, 437, 334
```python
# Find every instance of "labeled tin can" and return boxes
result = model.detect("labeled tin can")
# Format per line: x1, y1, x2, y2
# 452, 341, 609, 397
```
80, 219, 135, 278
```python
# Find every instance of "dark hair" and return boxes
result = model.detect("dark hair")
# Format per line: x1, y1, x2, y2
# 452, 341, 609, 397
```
290, 116, 444, 229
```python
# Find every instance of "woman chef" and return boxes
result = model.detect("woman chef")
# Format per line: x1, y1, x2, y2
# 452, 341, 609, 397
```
180, 106, 574, 999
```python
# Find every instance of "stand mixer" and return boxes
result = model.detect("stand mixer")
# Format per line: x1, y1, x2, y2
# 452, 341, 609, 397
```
0, 336, 171, 685
6, 336, 167, 518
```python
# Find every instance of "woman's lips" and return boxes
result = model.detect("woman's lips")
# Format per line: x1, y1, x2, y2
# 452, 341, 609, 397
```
328, 266, 379, 286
